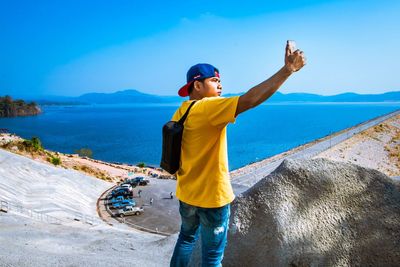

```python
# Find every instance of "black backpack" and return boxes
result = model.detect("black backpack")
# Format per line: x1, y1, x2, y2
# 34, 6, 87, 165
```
160, 101, 196, 174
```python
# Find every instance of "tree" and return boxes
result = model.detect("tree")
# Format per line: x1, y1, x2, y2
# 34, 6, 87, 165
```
0, 95, 41, 117
15, 99, 25, 106
4, 95, 12, 103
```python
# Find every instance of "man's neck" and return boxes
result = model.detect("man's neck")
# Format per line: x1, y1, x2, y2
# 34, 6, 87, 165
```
189, 94, 204, 100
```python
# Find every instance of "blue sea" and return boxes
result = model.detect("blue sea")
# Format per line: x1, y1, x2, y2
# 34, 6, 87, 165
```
1, 102, 399, 170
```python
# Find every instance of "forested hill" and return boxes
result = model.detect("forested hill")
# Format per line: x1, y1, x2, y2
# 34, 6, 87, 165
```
0, 96, 41, 117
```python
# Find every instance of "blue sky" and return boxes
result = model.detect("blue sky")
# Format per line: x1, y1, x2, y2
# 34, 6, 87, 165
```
1, 0, 399, 98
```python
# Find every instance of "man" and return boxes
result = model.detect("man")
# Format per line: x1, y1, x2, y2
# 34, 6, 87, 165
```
170, 41, 306, 267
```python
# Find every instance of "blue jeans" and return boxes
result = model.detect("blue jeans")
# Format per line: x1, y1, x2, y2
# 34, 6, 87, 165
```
170, 201, 230, 267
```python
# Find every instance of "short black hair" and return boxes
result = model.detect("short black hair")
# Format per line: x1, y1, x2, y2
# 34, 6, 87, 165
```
188, 79, 205, 95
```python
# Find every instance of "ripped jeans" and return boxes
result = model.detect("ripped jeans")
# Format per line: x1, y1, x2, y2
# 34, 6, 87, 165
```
170, 201, 230, 267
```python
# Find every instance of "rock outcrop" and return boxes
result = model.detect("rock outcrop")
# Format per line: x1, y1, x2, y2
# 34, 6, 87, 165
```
0, 96, 41, 117
190, 158, 400, 266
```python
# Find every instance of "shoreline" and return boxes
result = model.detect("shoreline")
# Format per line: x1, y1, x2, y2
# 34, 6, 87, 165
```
0, 133, 174, 183
1, 108, 399, 185
231, 108, 400, 181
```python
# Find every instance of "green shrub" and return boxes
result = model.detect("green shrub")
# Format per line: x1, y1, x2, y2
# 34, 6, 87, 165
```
31, 137, 42, 151
50, 156, 61, 165
75, 148, 93, 158
47, 154, 61, 165
22, 136, 43, 152
137, 162, 145, 168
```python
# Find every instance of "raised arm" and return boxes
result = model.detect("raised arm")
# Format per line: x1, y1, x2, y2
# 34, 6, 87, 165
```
235, 40, 306, 116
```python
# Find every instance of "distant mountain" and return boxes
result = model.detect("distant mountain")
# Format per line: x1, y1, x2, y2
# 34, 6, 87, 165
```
193, 91, 400, 102
268, 91, 400, 102
29, 95, 88, 106
324, 91, 400, 102
30, 89, 181, 105
77, 89, 174, 104
27, 89, 400, 105
268, 92, 325, 102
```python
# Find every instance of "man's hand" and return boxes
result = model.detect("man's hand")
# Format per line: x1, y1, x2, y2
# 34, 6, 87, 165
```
284, 40, 306, 73
235, 40, 306, 117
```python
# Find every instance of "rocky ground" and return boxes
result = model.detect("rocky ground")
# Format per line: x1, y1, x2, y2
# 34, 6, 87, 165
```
315, 113, 400, 176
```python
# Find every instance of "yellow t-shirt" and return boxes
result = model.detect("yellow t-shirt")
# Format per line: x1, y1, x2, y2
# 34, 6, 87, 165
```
171, 96, 239, 208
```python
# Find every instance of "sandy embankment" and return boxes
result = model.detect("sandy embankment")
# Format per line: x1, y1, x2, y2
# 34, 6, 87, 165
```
314, 113, 400, 176
231, 112, 400, 179
0, 133, 173, 184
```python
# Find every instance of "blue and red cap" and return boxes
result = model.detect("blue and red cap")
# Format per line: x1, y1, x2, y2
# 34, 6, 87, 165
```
178, 63, 220, 97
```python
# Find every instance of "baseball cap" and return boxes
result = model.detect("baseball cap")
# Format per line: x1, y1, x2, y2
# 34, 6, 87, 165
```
178, 63, 220, 97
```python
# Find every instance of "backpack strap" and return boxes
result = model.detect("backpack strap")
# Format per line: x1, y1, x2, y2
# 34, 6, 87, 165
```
178, 101, 197, 125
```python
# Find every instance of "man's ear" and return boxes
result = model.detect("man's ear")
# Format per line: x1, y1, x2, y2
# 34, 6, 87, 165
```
193, 80, 201, 91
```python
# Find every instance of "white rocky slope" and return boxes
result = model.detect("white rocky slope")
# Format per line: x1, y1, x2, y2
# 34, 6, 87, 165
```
0, 148, 176, 266
0, 212, 176, 267
0, 148, 112, 221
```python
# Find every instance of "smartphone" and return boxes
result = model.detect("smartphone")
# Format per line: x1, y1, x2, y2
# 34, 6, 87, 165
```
288, 40, 296, 51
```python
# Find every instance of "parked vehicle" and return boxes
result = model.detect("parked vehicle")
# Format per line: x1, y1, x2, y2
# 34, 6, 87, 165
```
138, 178, 150, 186
126, 177, 150, 186
117, 206, 144, 217
110, 187, 132, 198
112, 198, 136, 209
108, 195, 131, 205
120, 183, 133, 191
123, 179, 136, 187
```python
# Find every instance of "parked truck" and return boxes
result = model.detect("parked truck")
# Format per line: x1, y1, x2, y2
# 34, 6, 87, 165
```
117, 206, 144, 217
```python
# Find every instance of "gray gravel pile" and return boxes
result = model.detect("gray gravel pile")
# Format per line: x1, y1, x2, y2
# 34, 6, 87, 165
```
222, 158, 400, 267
